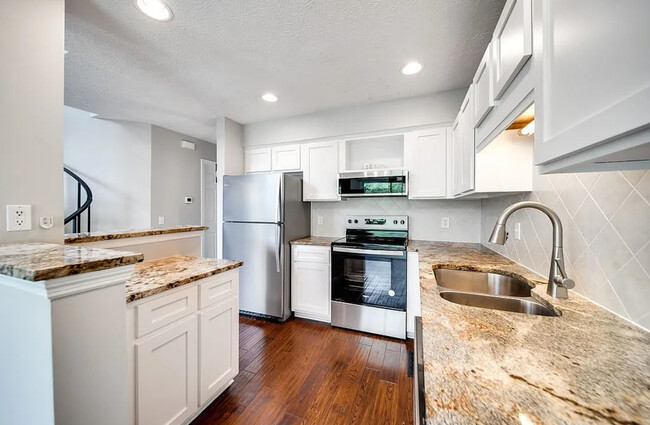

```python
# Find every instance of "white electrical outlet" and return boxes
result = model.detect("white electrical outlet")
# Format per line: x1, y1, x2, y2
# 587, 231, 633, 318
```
441, 217, 450, 229
6, 205, 32, 231
514, 222, 521, 240
158, 216, 165, 225
317, 216, 324, 225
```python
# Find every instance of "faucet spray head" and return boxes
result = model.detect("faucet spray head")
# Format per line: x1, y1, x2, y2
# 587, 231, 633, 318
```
489, 224, 507, 245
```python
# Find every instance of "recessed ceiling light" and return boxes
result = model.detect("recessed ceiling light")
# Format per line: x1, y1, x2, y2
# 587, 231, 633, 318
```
400, 61, 423, 75
262, 93, 278, 103
135, 0, 174, 22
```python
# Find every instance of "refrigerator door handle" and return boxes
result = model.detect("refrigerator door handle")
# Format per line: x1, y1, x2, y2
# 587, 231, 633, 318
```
275, 225, 281, 273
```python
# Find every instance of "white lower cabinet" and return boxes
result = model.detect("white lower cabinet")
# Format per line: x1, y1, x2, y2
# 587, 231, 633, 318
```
199, 296, 239, 405
136, 316, 198, 425
128, 269, 240, 425
291, 245, 331, 322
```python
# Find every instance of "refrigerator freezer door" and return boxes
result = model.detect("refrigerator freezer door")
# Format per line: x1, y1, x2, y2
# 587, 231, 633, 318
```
223, 222, 284, 318
223, 174, 283, 223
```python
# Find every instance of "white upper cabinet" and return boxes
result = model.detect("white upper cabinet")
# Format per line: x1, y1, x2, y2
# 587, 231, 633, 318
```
301, 140, 340, 201
451, 114, 463, 197
534, 0, 650, 172
405, 128, 448, 199
244, 147, 272, 173
271, 145, 301, 171
472, 42, 495, 127
459, 87, 475, 194
492, 0, 532, 100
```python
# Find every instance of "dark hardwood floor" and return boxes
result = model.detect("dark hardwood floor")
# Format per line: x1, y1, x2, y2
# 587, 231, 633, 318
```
192, 315, 414, 425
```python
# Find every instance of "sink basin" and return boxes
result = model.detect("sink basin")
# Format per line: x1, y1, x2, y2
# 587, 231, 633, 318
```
434, 269, 532, 297
439, 291, 559, 317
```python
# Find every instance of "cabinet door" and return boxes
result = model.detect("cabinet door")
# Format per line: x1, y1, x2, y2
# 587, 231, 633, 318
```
460, 87, 476, 193
534, 0, 650, 167
245, 147, 272, 173
405, 129, 448, 199
135, 316, 198, 425
473, 42, 495, 127
272, 145, 301, 171
291, 260, 330, 321
198, 297, 239, 406
451, 115, 463, 196
492, 0, 532, 100
301, 141, 339, 201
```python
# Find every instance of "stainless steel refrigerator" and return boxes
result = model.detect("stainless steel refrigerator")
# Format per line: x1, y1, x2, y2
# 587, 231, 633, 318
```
223, 173, 311, 321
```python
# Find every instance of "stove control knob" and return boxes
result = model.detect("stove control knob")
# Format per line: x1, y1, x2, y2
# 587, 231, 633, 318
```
400, 220, 405, 225
347, 219, 352, 223
393, 220, 398, 224
354, 219, 358, 224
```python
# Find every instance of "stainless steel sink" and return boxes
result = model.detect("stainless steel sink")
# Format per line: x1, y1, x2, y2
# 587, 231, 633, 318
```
434, 269, 532, 297
439, 291, 559, 317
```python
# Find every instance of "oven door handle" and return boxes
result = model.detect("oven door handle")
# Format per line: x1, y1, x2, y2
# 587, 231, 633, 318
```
332, 246, 405, 257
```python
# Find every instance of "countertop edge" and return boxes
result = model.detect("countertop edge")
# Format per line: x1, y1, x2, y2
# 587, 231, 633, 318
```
126, 259, 243, 303
64, 225, 208, 244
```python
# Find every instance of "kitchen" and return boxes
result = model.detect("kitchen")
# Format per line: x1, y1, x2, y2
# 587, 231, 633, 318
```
1, 1, 649, 425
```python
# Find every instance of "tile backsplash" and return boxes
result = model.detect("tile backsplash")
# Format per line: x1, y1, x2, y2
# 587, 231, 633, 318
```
481, 170, 650, 330
311, 198, 482, 242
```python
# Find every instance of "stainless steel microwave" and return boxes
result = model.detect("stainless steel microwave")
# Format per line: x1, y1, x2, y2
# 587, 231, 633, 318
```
338, 169, 408, 197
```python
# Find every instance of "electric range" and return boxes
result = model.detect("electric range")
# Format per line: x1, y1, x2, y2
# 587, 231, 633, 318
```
330, 215, 408, 339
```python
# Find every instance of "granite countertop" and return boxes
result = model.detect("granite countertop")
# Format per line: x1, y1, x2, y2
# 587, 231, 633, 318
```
0, 243, 143, 281
290, 236, 341, 246
409, 240, 650, 425
126, 255, 243, 303
64, 225, 208, 244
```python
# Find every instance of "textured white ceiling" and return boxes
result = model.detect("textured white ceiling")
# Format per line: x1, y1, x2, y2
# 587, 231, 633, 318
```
65, 0, 505, 142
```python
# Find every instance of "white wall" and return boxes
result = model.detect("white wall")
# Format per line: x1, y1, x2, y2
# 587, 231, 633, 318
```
64, 107, 152, 232
0, 0, 64, 244
481, 169, 650, 330
216, 117, 244, 257
243, 89, 466, 146
312, 198, 482, 242
150, 126, 216, 227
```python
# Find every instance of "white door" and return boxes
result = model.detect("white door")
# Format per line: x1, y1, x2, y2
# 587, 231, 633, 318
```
271, 145, 301, 171
534, 0, 650, 166
244, 147, 272, 173
198, 296, 239, 405
291, 261, 330, 320
405, 129, 448, 199
201, 159, 218, 258
301, 141, 339, 201
135, 316, 198, 425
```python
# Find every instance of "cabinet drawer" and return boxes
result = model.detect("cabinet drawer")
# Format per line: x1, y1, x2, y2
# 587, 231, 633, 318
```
292, 245, 330, 264
136, 286, 198, 338
199, 270, 239, 309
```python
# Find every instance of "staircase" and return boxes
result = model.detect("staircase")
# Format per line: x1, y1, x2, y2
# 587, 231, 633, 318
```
64, 167, 93, 233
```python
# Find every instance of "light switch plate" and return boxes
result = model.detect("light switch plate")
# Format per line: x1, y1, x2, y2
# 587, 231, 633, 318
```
514, 222, 521, 240
7, 205, 32, 231
158, 216, 165, 225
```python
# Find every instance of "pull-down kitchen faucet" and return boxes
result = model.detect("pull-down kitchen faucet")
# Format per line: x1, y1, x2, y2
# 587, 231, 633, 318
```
489, 201, 575, 299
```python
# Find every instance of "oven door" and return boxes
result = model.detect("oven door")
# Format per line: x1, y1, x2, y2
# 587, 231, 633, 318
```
331, 246, 407, 311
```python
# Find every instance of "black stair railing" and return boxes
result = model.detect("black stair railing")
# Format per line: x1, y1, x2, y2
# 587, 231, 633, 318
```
64, 167, 93, 233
